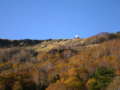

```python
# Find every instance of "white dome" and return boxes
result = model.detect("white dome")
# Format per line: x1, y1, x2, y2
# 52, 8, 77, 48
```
75, 35, 79, 38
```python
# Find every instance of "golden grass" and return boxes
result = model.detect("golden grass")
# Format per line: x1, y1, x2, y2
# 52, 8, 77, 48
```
0, 38, 87, 52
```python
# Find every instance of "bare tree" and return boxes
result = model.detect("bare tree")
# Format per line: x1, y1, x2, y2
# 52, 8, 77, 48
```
32, 68, 47, 90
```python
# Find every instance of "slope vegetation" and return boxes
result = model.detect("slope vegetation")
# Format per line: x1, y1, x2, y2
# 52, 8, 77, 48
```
0, 32, 120, 90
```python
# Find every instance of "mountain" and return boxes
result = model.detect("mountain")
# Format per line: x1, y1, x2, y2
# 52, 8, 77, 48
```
0, 32, 120, 90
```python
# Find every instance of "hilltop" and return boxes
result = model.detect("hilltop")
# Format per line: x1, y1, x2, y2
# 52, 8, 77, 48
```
0, 32, 120, 90
0, 32, 120, 52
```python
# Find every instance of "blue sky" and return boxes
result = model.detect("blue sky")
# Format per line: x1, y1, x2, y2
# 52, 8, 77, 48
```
0, 0, 120, 40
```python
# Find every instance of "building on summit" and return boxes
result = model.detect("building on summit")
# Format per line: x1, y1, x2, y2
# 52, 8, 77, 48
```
75, 35, 79, 39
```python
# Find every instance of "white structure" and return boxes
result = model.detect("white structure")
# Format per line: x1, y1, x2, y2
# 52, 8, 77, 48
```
75, 35, 79, 38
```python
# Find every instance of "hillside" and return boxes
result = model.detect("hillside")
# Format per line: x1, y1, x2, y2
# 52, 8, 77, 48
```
0, 32, 120, 90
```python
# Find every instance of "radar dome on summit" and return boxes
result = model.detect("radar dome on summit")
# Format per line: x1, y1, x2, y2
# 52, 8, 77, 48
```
75, 35, 79, 39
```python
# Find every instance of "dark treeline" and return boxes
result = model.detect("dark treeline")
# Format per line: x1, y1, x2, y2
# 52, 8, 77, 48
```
0, 39, 53, 47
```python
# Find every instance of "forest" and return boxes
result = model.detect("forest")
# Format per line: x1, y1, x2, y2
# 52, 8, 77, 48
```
0, 32, 120, 90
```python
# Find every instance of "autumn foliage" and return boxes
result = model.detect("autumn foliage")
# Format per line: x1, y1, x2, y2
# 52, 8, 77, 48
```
0, 33, 120, 90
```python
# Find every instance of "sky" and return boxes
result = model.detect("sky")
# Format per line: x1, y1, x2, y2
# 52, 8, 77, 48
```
0, 0, 120, 40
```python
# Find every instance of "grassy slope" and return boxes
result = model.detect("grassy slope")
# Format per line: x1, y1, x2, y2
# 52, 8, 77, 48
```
0, 38, 99, 53
1, 32, 120, 53
25, 38, 87, 52
0, 38, 87, 54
